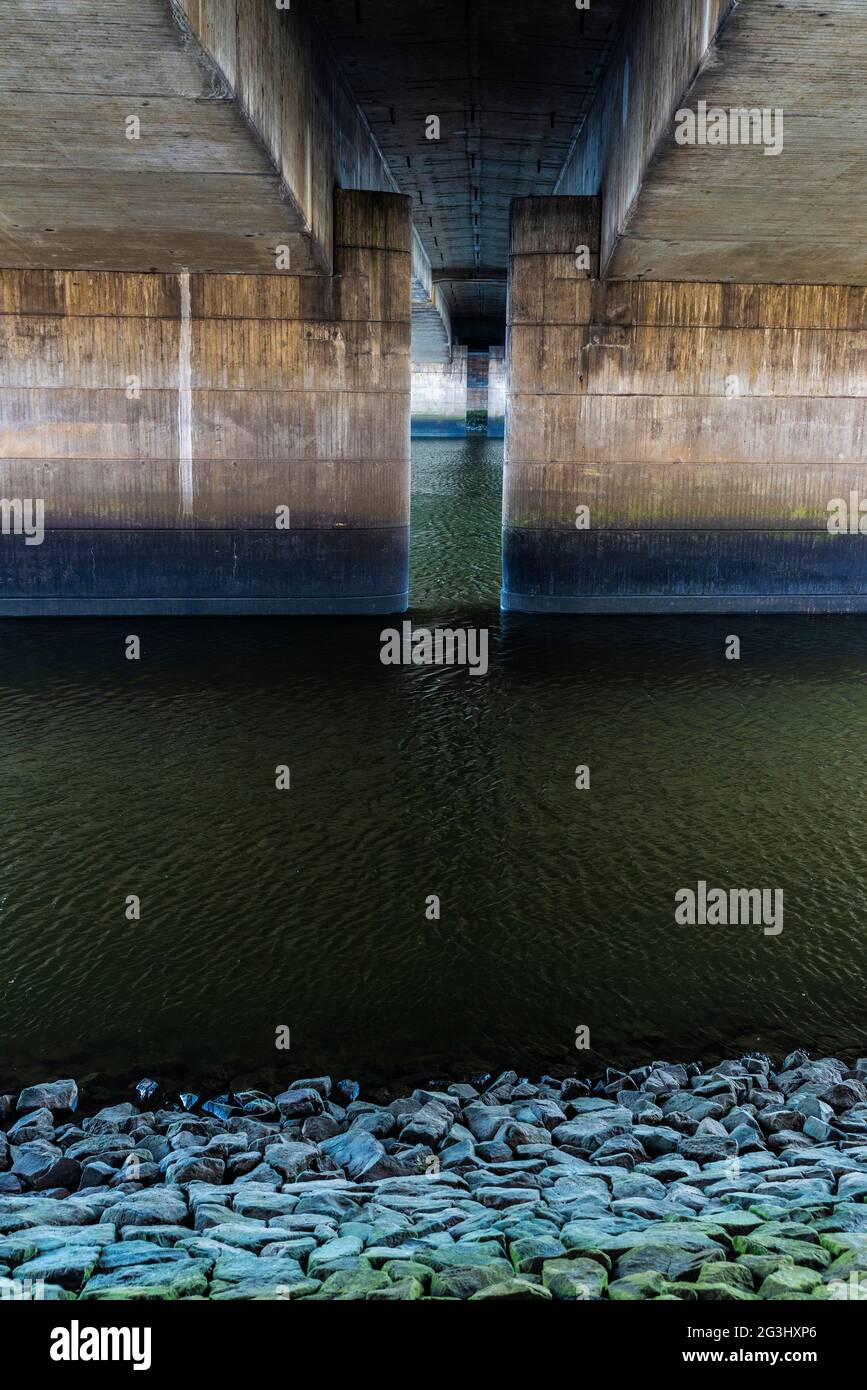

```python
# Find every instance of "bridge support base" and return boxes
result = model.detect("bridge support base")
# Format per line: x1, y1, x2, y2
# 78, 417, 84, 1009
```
502, 197, 867, 614
0, 191, 411, 615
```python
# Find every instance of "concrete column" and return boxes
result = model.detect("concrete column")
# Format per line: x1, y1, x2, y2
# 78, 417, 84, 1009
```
410, 347, 468, 438
503, 195, 867, 613
0, 190, 411, 614
487, 348, 505, 439
466, 352, 490, 435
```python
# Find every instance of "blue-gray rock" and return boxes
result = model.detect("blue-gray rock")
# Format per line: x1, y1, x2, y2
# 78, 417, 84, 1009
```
320, 1130, 398, 1182
552, 1108, 632, 1152
287, 1077, 332, 1100
80, 1260, 208, 1300
164, 1155, 225, 1186
275, 1088, 324, 1121
399, 1102, 452, 1148
11, 1147, 81, 1192
7, 1109, 55, 1144
16, 1081, 78, 1115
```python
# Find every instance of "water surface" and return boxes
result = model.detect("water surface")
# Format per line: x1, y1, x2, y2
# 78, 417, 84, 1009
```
2, 437, 866, 1092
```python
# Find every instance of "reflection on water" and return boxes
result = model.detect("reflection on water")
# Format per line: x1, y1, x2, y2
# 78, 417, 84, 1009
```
411, 436, 503, 609
2, 437, 867, 1091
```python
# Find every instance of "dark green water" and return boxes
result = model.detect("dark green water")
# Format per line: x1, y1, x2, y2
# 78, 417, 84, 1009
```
2, 435, 867, 1093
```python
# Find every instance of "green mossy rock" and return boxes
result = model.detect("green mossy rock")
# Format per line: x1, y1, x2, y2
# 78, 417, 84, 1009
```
542, 1256, 608, 1300
469, 1279, 553, 1300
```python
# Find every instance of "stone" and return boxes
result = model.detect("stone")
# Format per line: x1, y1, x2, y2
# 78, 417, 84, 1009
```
210, 1256, 307, 1299
542, 1257, 607, 1299
287, 1077, 332, 1100
320, 1130, 398, 1182
263, 1142, 318, 1181
307, 1236, 365, 1277
616, 1242, 724, 1282
302, 1114, 343, 1144
677, 1135, 737, 1164
275, 1088, 324, 1121
509, 1234, 567, 1273
7, 1109, 55, 1144
551, 1108, 632, 1152
105, 1190, 188, 1228
317, 1265, 391, 1299
696, 1262, 754, 1291
16, 1245, 101, 1291
758, 1265, 823, 1298
7, 1057, 867, 1300
80, 1260, 209, 1300
98, 1242, 194, 1272
430, 1264, 511, 1298
165, 1155, 225, 1186
693, 1282, 758, 1301
16, 1081, 78, 1115
469, 1279, 552, 1300
366, 1276, 424, 1299
11, 1148, 80, 1192
607, 1271, 668, 1299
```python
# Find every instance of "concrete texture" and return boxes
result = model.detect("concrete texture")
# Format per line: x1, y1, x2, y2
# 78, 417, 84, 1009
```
488, 348, 505, 439
559, 0, 867, 285
0, 0, 317, 273
502, 196, 867, 612
314, 0, 631, 338
175, 0, 399, 274
0, 190, 412, 614
411, 348, 468, 438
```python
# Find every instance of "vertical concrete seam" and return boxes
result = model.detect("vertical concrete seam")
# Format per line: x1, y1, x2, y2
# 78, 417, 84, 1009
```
178, 269, 194, 519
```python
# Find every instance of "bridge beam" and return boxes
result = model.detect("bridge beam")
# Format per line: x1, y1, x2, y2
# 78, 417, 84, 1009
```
556, 0, 867, 286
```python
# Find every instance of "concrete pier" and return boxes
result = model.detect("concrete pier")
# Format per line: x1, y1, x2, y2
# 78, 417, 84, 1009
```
0, 191, 411, 614
410, 349, 468, 439
487, 349, 505, 440
503, 196, 867, 613
1, 0, 863, 615
411, 348, 505, 439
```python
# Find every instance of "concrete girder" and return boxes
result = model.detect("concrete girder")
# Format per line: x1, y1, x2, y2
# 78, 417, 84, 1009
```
558, 0, 867, 285
0, 0, 436, 290
0, 0, 313, 272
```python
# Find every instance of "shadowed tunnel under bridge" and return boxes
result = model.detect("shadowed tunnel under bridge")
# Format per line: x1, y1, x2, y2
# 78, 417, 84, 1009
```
0, 0, 864, 612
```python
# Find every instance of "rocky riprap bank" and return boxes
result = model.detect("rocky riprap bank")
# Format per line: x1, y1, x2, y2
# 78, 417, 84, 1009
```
3, 1053, 867, 1301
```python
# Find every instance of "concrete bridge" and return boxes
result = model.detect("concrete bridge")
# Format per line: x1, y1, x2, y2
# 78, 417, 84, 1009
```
0, 0, 864, 612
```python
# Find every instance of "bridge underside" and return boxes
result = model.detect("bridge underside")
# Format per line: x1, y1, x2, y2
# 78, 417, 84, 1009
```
500, 0, 867, 612
0, 0, 863, 614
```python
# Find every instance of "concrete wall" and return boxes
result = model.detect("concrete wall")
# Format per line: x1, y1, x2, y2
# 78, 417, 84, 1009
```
556, 0, 734, 277
488, 348, 505, 439
503, 196, 867, 612
0, 190, 411, 613
410, 348, 468, 438
411, 347, 506, 439
175, 0, 396, 275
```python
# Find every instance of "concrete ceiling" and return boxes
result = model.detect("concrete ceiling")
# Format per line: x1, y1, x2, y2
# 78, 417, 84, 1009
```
314, 0, 632, 339
0, 0, 318, 273
610, 0, 867, 283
